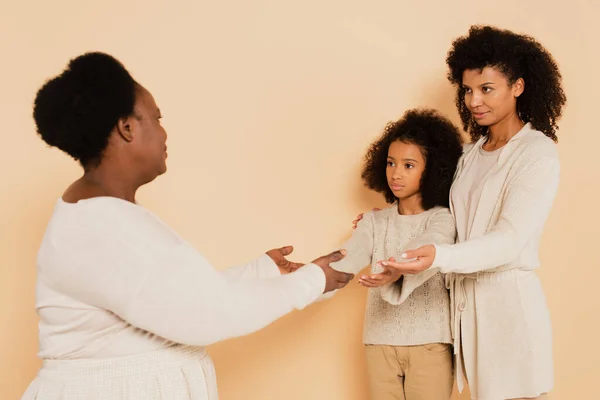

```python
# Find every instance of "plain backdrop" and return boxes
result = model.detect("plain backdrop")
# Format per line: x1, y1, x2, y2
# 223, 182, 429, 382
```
1, 1, 598, 398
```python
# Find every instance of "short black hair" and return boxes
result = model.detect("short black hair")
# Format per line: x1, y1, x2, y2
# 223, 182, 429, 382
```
446, 25, 566, 142
361, 109, 463, 209
33, 52, 137, 166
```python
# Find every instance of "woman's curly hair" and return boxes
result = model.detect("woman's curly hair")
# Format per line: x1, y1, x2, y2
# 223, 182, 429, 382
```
446, 25, 566, 142
33, 52, 138, 167
361, 108, 463, 209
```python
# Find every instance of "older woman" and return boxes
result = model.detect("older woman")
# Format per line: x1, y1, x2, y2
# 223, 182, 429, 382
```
22, 52, 354, 400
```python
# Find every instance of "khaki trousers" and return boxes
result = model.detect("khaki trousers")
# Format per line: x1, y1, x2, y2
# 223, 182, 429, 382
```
365, 343, 453, 400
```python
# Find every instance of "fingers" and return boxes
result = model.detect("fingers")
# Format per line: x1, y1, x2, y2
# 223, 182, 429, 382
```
325, 249, 347, 263
400, 245, 433, 260
376, 260, 406, 269
358, 275, 378, 287
278, 245, 294, 256
399, 250, 418, 260
377, 260, 423, 274
335, 271, 355, 289
358, 276, 382, 287
358, 271, 388, 285
288, 262, 304, 271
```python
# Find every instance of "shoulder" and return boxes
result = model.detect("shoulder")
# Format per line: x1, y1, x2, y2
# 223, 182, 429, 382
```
367, 205, 396, 223
65, 197, 183, 249
425, 207, 455, 225
512, 126, 559, 162
462, 142, 477, 153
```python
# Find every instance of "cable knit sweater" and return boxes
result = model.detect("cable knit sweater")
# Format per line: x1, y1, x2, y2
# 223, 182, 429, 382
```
330, 205, 456, 346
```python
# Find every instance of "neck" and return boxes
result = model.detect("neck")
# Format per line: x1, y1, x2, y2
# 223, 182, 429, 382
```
81, 164, 141, 203
487, 112, 524, 146
397, 195, 425, 215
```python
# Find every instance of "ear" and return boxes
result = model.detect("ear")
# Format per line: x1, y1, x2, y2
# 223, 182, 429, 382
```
115, 115, 135, 142
512, 77, 525, 98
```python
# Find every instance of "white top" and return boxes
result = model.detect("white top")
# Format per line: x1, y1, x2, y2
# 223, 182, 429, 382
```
35, 197, 326, 360
452, 144, 502, 242
328, 206, 456, 346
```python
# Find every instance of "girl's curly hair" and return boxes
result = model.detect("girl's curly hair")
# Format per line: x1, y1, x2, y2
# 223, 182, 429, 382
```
361, 108, 463, 209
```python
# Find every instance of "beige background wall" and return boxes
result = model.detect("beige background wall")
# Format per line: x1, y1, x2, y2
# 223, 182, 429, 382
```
1, 0, 598, 399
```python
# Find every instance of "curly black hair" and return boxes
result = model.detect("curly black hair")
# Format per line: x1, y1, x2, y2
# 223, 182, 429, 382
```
33, 52, 138, 167
361, 109, 463, 209
446, 25, 566, 142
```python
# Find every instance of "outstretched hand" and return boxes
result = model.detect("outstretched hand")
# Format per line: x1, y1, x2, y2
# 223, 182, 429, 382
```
375, 245, 436, 275
358, 257, 403, 287
266, 246, 303, 274
311, 250, 355, 293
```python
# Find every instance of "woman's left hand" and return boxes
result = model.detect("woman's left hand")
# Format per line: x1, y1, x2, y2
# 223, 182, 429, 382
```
266, 246, 304, 274
375, 244, 436, 274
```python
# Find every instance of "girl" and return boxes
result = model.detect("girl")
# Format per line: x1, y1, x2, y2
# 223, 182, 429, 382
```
328, 108, 463, 400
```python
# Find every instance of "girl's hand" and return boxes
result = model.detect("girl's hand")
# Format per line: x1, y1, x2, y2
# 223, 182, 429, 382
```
375, 245, 436, 274
358, 258, 403, 287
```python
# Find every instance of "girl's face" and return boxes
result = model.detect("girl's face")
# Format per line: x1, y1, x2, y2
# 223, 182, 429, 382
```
462, 66, 524, 128
386, 140, 425, 202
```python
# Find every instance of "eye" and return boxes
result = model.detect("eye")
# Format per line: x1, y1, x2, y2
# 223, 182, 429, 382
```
463, 87, 472, 94
405, 163, 414, 169
482, 86, 492, 93
386, 161, 395, 167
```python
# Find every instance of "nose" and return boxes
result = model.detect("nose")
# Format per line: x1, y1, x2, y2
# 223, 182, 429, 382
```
469, 91, 483, 108
392, 166, 403, 180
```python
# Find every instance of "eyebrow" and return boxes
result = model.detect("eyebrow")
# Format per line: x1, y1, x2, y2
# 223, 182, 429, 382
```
388, 156, 419, 163
463, 81, 495, 88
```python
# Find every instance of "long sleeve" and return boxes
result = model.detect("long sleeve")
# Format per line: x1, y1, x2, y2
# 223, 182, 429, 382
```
380, 208, 456, 305
317, 211, 375, 301
329, 211, 375, 274
434, 155, 560, 274
42, 201, 326, 347
220, 253, 280, 280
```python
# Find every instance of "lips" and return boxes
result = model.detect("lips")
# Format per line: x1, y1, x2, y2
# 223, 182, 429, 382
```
472, 111, 489, 119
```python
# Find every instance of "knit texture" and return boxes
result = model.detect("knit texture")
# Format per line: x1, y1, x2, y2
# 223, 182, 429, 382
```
331, 206, 456, 346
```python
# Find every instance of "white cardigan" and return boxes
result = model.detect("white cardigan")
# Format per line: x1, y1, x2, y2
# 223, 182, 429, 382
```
434, 122, 560, 274
430, 123, 559, 399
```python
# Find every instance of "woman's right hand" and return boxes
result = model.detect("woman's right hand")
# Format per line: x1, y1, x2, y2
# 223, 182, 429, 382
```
311, 250, 354, 293
352, 208, 381, 229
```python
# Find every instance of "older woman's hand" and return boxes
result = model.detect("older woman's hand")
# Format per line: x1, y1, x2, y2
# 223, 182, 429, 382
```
266, 246, 303, 274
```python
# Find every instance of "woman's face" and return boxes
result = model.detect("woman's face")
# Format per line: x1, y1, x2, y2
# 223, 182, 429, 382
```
128, 86, 168, 181
462, 66, 524, 128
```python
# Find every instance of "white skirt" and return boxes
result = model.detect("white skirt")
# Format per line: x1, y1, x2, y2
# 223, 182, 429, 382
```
21, 345, 217, 400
